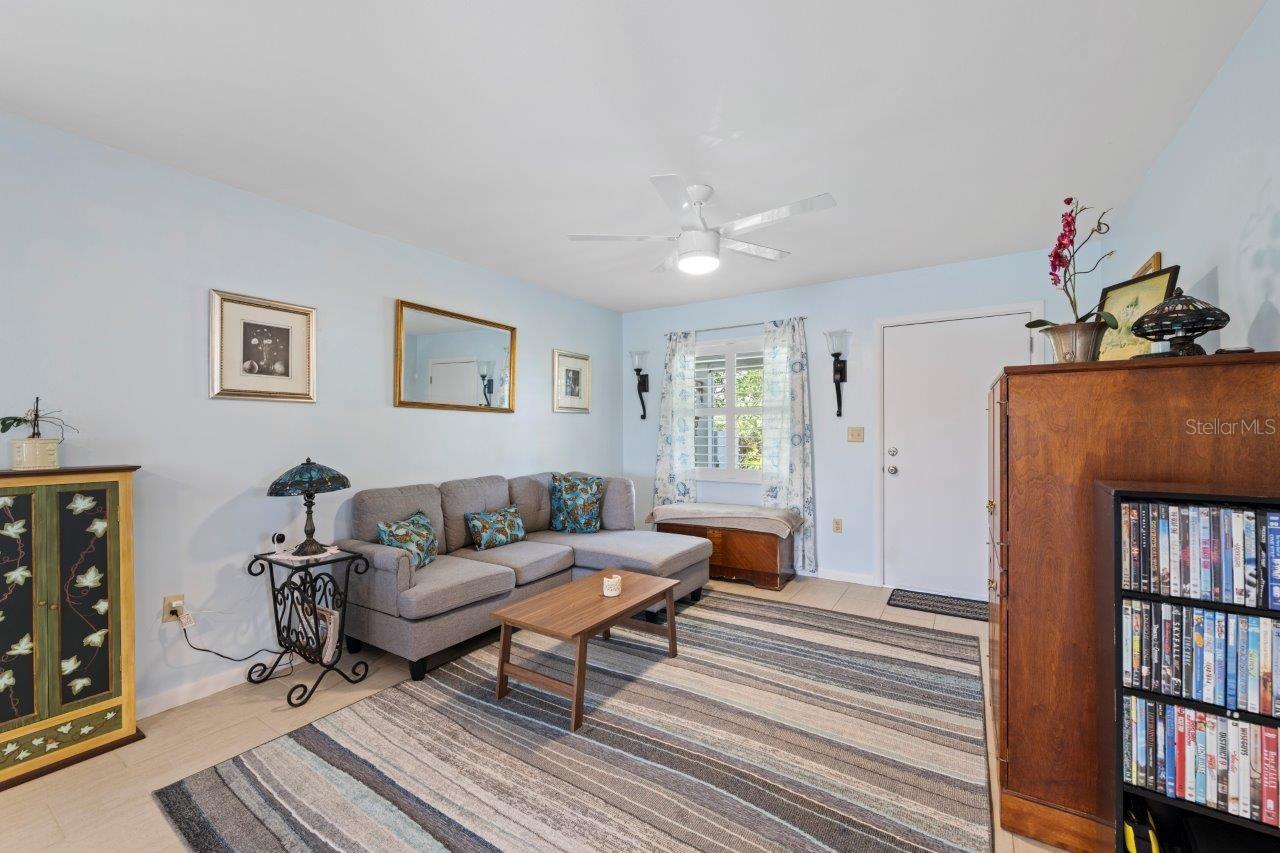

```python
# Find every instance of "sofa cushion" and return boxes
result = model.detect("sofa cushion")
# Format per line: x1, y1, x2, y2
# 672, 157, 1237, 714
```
508, 472, 553, 532
566, 471, 635, 531
601, 477, 636, 530
551, 473, 604, 533
351, 484, 446, 550
526, 529, 712, 578
377, 511, 439, 568
459, 540, 573, 586
465, 505, 526, 550
440, 475, 510, 551
397, 554, 515, 620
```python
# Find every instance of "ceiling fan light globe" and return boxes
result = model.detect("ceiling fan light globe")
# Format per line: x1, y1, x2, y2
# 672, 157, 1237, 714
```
678, 253, 719, 275
676, 229, 720, 275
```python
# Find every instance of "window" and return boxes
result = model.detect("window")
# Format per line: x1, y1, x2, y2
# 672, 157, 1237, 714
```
694, 338, 764, 482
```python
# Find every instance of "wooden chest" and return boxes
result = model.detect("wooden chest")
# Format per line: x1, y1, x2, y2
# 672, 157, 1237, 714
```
656, 522, 794, 591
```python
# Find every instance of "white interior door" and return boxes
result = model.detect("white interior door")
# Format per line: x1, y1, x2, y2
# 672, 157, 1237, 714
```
882, 311, 1033, 598
428, 359, 478, 404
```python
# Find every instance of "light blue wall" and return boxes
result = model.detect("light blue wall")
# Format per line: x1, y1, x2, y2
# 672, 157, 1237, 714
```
622, 250, 1051, 581
0, 111, 622, 712
1107, 0, 1278, 350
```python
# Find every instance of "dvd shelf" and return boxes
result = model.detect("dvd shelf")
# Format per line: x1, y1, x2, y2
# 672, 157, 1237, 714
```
1098, 483, 1280, 846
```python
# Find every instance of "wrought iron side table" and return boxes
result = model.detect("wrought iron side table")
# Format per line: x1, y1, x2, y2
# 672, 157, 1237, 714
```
244, 550, 369, 707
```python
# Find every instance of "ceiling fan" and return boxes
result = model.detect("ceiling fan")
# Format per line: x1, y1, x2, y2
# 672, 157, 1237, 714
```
568, 175, 836, 275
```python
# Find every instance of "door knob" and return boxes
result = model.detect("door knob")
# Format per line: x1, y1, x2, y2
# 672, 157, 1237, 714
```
886, 465, 898, 475
887, 447, 898, 456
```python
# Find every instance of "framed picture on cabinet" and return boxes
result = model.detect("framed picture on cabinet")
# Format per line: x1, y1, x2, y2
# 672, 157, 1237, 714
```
552, 350, 590, 413
1132, 251, 1162, 278
1096, 266, 1179, 361
209, 290, 316, 402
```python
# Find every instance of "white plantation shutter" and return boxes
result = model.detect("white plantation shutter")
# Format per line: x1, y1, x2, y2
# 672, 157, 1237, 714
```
693, 352, 727, 468
693, 341, 763, 481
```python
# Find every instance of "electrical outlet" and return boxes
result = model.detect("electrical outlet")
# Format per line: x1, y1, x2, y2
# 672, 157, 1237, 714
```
847, 426, 864, 443
162, 594, 185, 623
832, 517, 843, 533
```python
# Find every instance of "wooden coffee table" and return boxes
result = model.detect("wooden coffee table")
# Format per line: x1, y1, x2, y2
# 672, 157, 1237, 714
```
490, 569, 680, 730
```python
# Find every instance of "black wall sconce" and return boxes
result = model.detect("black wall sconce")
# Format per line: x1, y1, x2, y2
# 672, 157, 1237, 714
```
478, 360, 495, 407
824, 330, 850, 417
630, 350, 650, 419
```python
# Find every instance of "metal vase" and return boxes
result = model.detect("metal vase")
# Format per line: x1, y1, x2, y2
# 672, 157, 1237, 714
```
1041, 321, 1107, 364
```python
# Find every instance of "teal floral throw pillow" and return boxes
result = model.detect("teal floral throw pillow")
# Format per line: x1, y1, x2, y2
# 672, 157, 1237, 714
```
377, 511, 438, 568
465, 505, 526, 550
550, 473, 604, 533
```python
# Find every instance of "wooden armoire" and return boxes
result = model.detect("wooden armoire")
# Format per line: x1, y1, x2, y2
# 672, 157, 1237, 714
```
988, 353, 1280, 850
0, 466, 140, 789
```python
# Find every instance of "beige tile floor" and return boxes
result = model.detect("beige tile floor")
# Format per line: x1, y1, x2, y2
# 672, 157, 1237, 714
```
0, 578, 1060, 851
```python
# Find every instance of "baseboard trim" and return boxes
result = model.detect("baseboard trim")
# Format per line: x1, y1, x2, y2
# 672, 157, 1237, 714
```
137, 662, 249, 720
815, 567, 880, 586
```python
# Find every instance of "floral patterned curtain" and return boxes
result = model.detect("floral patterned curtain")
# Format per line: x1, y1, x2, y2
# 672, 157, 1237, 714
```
497, 347, 510, 408
762, 317, 817, 575
653, 331, 698, 506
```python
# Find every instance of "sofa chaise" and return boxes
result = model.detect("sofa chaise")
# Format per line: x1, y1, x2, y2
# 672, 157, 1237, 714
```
335, 472, 711, 679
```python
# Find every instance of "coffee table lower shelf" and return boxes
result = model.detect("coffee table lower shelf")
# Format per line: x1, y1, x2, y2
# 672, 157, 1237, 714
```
491, 569, 680, 731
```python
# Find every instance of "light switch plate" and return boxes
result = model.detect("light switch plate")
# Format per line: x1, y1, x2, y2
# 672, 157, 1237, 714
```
832, 518, 843, 533
847, 426, 865, 443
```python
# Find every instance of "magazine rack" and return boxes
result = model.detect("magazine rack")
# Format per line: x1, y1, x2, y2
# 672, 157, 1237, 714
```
244, 550, 369, 707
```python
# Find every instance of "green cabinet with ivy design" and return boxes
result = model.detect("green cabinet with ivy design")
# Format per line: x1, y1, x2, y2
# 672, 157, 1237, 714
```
0, 466, 138, 788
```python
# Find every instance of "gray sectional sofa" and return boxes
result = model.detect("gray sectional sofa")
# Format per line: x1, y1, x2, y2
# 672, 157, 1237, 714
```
335, 472, 712, 679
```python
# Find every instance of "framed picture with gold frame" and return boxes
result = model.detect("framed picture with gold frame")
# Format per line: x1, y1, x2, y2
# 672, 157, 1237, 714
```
393, 300, 517, 413
209, 290, 316, 401
1096, 266, 1179, 361
1132, 251, 1163, 278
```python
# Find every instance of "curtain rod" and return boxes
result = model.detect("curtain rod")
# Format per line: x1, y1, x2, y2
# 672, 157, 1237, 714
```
694, 316, 808, 335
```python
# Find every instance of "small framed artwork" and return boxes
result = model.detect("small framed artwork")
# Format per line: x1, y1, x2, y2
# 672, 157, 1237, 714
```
1132, 251, 1162, 278
210, 289, 316, 401
1096, 266, 1179, 361
552, 349, 590, 413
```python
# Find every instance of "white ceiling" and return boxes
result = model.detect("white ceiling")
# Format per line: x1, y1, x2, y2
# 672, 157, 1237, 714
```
0, 1, 1261, 312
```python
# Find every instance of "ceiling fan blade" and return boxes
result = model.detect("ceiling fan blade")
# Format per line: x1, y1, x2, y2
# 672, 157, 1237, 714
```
568, 234, 675, 242
652, 252, 679, 273
722, 237, 789, 261
649, 174, 692, 215
716, 192, 836, 239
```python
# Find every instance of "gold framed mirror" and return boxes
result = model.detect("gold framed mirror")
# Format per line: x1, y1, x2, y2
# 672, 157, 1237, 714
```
394, 300, 516, 412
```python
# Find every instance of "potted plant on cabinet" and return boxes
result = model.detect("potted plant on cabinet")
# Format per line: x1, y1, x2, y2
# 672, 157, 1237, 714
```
1, 397, 78, 470
1026, 197, 1117, 363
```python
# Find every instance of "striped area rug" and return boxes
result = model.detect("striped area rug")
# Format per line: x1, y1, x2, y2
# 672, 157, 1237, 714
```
155, 591, 991, 852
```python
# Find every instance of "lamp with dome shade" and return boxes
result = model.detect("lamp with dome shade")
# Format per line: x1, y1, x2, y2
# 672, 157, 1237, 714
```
268, 458, 350, 557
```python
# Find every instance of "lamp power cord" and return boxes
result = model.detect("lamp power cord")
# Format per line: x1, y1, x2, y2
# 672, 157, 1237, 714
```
171, 605, 296, 679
